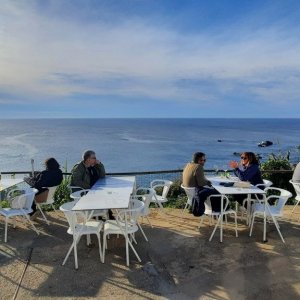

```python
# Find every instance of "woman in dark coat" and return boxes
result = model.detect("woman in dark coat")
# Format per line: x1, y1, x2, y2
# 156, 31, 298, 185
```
25, 157, 63, 217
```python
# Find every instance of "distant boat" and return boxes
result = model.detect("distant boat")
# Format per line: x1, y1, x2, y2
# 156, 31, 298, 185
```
217, 139, 222, 142
258, 140, 273, 147
233, 152, 241, 156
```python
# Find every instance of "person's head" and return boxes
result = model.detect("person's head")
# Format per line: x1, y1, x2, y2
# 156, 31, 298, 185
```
45, 158, 60, 170
192, 152, 206, 165
82, 150, 97, 167
240, 152, 259, 166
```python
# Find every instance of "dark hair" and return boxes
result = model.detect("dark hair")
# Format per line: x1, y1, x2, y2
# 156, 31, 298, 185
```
241, 152, 259, 165
45, 157, 60, 170
82, 150, 96, 161
192, 152, 205, 163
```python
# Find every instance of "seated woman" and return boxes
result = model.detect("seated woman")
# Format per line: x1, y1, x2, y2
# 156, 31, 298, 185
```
229, 152, 263, 206
25, 157, 63, 218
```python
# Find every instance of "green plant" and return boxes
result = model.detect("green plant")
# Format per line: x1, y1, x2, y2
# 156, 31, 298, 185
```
260, 151, 294, 203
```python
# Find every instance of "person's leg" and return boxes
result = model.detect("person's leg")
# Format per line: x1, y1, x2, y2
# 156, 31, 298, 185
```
30, 189, 48, 216
200, 188, 220, 212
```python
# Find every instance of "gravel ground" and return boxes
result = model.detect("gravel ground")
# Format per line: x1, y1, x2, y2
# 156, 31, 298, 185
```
1, 207, 300, 300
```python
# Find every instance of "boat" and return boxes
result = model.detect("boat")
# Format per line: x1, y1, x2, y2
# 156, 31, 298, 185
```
258, 140, 273, 147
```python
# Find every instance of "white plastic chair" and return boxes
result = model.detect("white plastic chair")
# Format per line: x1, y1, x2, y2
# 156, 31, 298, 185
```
241, 179, 273, 223
0, 188, 39, 242
36, 185, 59, 225
181, 185, 195, 214
289, 180, 300, 222
249, 187, 292, 243
131, 187, 154, 228
150, 179, 173, 213
130, 187, 155, 241
102, 199, 144, 266
199, 195, 238, 242
60, 201, 103, 269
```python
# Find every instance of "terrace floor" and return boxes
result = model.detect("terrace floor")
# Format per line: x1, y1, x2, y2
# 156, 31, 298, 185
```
1, 206, 300, 300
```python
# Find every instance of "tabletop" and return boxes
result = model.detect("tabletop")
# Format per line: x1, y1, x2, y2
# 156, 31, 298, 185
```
207, 176, 266, 195
72, 176, 136, 211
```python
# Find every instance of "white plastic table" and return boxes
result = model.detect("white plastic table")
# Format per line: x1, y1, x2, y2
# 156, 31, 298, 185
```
72, 176, 136, 211
207, 176, 268, 241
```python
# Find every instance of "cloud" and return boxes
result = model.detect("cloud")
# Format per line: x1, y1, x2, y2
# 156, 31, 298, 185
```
0, 1, 300, 109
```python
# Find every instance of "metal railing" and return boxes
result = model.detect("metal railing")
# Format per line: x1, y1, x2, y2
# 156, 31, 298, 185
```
0, 169, 294, 188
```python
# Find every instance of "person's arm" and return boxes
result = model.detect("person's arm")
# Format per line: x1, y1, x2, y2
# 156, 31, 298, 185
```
95, 162, 106, 178
234, 165, 259, 182
195, 165, 210, 186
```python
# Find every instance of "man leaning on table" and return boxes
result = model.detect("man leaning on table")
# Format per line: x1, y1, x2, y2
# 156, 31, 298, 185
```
182, 152, 220, 215
71, 150, 105, 189
71, 150, 115, 219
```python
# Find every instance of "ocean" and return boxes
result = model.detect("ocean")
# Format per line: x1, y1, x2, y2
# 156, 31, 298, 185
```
0, 118, 299, 173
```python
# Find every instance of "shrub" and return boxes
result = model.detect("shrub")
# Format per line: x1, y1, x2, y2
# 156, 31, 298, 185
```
260, 151, 294, 203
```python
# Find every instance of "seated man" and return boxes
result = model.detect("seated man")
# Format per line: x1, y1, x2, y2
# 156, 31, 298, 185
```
182, 152, 220, 216
70, 150, 114, 219
71, 150, 106, 189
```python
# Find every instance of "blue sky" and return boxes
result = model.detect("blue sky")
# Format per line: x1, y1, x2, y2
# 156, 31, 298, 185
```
0, 0, 300, 118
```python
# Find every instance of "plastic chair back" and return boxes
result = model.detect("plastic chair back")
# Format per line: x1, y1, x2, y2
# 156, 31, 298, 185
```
43, 185, 59, 205
150, 180, 173, 199
290, 180, 300, 200
265, 187, 293, 212
181, 185, 195, 206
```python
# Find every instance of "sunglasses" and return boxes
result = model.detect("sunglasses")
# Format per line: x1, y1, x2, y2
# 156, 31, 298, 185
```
240, 157, 248, 160
200, 159, 206, 162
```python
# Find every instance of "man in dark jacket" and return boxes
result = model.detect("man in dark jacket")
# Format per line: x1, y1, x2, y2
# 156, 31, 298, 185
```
70, 150, 105, 189
70, 150, 114, 219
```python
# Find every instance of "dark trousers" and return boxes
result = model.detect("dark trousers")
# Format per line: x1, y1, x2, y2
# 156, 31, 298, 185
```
198, 187, 226, 212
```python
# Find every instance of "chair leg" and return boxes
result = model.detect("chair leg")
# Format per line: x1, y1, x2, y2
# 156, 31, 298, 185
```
125, 235, 130, 266
209, 215, 222, 242
37, 204, 50, 225
249, 213, 256, 237
137, 222, 148, 242
5, 216, 8, 243
145, 216, 153, 228
234, 213, 238, 237
290, 201, 300, 219
198, 215, 205, 229
96, 233, 103, 263
62, 243, 74, 266
102, 233, 107, 263
127, 237, 141, 263
23, 214, 40, 236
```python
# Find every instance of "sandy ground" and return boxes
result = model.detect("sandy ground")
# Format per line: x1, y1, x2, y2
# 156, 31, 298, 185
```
1, 206, 300, 300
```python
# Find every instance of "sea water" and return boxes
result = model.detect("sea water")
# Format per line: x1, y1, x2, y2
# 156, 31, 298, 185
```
0, 118, 299, 173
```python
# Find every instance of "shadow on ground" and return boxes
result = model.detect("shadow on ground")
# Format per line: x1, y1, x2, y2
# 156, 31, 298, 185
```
1, 207, 300, 299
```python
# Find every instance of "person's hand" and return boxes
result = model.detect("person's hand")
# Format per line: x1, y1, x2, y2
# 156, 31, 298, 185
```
229, 160, 239, 169
95, 159, 101, 165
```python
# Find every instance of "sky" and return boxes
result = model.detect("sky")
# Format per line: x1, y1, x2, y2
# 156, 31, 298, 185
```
0, 0, 300, 118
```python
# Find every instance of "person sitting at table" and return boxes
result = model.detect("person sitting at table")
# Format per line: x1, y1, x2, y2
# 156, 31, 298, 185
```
229, 152, 264, 206
182, 152, 221, 215
70, 150, 114, 219
24, 157, 63, 219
